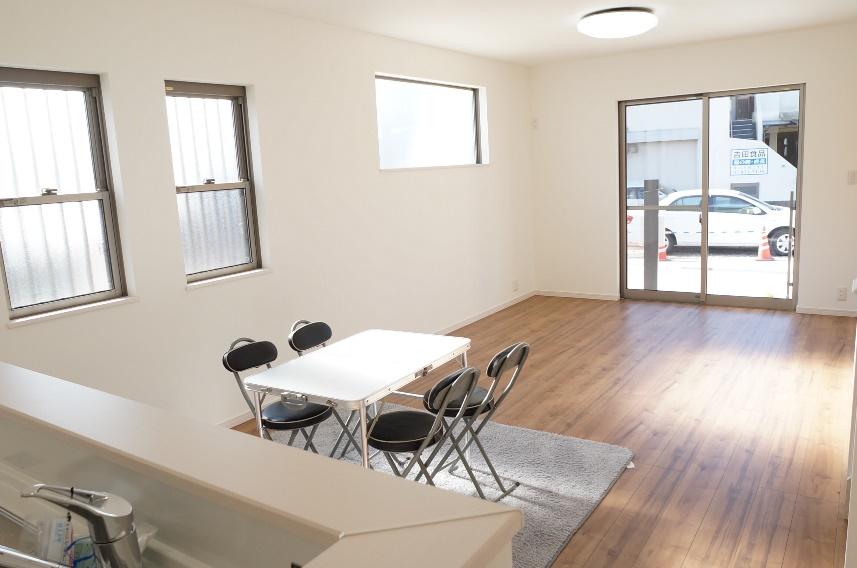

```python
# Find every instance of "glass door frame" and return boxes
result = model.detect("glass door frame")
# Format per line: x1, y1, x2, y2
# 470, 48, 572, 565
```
619, 83, 805, 310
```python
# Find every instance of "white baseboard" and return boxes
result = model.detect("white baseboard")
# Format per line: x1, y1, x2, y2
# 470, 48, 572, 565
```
796, 306, 857, 317
536, 290, 620, 301
435, 291, 537, 334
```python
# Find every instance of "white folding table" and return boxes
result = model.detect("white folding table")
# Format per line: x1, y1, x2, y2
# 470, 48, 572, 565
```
243, 329, 471, 467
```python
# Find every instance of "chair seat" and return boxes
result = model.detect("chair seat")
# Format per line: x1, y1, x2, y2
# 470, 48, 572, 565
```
262, 401, 333, 430
423, 386, 494, 418
367, 411, 443, 453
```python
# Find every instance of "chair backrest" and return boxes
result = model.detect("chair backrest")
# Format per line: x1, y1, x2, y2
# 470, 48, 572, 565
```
223, 339, 278, 372
487, 342, 529, 379
288, 320, 333, 355
222, 338, 278, 413
481, 342, 530, 414
425, 367, 480, 435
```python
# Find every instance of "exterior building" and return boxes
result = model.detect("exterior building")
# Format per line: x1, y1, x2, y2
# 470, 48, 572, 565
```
626, 91, 799, 205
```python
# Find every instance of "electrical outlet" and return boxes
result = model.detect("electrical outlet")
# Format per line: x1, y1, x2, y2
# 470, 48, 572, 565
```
837, 287, 848, 301
512, 279, 519, 292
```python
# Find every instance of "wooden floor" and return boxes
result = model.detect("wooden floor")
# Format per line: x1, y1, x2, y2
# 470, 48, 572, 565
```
238, 296, 856, 568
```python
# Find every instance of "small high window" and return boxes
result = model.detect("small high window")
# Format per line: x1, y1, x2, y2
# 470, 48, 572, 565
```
374, 75, 486, 170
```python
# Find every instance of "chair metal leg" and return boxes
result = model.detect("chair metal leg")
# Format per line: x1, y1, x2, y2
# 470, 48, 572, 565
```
448, 429, 470, 473
449, 438, 485, 499
286, 430, 298, 446
387, 448, 437, 487
413, 457, 436, 486
417, 419, 458, 477
329, 410, 354, 457
428, 418, 482, 477
426, 422, 468, 478
401, 453, 417, 478
383, 452, 403, 477
338, 418, 364, 459
447, 423, 522, 501
470, 429, 512, 493
414, 420, 467, 482
418, 418, 520, 501
300, 424, 320, 453
331, 410, 362, 458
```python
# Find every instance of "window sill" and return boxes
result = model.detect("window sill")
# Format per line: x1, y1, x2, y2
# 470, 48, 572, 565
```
7, 296, 138, 329
186, 268, 270, 291
379, 162, 490, 173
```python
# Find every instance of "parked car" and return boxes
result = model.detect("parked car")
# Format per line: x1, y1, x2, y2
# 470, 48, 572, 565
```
626, 184, 675, 206
660, 189, 793, 255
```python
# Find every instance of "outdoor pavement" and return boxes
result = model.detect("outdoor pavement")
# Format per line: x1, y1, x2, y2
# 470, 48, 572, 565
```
627, 247, 792, 298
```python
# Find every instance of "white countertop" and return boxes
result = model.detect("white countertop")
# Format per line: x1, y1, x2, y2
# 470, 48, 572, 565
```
0, 362, 521, 567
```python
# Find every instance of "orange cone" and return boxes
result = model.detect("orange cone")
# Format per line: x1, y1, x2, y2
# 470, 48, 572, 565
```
757, 226, 773, 261
658, 240, 668, 261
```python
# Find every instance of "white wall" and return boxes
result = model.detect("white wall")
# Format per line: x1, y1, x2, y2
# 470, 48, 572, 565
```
2, 1, 855, 425
531, 21, 857, 311
0, 0, 535, 423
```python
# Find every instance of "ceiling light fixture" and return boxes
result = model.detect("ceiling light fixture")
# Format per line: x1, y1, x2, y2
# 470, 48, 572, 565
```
577, 7, 658, 39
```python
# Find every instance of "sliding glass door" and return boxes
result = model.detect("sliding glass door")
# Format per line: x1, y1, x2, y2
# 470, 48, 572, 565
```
620, 85, 803, 309
623, 98, 704, 301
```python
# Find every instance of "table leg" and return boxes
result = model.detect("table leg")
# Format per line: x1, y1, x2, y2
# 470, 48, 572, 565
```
458, 352, 470, 464
253, 390, 264, 439
359, 404, 370, 468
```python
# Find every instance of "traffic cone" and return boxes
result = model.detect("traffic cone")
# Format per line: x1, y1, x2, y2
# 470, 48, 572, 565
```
658, 240, 668, 261
757, 226, 773, 261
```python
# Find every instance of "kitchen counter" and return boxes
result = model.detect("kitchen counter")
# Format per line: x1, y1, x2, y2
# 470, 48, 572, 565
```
0, 362, 520, 567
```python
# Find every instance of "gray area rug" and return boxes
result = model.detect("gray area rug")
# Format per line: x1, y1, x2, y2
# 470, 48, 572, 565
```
271, 407, 633, 568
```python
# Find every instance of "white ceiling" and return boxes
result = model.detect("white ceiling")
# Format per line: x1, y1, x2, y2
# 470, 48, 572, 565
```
235, 0, 857, 64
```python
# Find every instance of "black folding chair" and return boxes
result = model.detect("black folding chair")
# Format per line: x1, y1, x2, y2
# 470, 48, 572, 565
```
223, 338, 333, 451
288, 320, 333, 354
420, 342, 530, 500
287, 320, 363, 459
367, 367, 481, 487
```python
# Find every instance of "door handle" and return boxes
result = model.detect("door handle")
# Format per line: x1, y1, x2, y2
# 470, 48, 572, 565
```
698, 213, 702, 224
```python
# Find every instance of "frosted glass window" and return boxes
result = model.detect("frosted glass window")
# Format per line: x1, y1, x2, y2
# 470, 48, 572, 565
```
165, 96, 240, 186
0, 201, 112, 309
165, 82, 260, 280
177, 189, 251, 275
0, 72, 123, 317
0, 87, 97, 198
375, 76, 481, 169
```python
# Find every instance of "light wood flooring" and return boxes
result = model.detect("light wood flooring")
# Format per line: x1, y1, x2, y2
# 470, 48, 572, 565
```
237, 296, 856, 567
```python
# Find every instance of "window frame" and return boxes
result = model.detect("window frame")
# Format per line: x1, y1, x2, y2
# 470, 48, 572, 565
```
164, 81, 262, 283
374, 74, 484, 169
0, 67, 126, 319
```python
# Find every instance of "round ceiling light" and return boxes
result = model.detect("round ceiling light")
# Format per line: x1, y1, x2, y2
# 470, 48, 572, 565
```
577, 7, 658, 39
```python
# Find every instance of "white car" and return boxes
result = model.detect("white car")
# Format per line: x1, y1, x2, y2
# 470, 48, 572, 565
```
660, 189, 793, 256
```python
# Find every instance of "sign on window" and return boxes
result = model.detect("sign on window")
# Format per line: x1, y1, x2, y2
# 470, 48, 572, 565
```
730, 148, 768, 175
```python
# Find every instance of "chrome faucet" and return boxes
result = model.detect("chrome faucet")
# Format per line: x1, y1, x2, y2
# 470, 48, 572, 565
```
0, 544, 67, 568
0, 484, 143, 568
